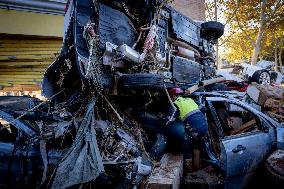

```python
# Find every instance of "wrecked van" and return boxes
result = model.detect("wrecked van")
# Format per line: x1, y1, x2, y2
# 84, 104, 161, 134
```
42, 0, 224, 99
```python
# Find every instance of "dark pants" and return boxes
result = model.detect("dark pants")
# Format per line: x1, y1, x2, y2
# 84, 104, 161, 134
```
141, 112, 208, 156
183, 111, 208, 139
183, 111, 208, 158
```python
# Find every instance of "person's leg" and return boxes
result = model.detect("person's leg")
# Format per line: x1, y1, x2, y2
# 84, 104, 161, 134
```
186, 112, 208, 139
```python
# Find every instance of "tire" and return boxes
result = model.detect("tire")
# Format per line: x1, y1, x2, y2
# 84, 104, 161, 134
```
251, 70, 271, 85
201, 21, 224, 41
118, 73, 164, 90
264, 150, 284, 187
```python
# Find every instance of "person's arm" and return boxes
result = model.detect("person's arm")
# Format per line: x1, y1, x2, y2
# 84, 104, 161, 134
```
164, 104, 179, 125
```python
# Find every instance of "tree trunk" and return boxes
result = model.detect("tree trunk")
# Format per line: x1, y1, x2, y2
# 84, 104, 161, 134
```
275, 38, 279, 72
214, 0, 220, 69
251, 0, 267, 65
279, 38, 283, 73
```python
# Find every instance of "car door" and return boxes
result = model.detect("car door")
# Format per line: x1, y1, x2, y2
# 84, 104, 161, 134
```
206, 97, 276, 188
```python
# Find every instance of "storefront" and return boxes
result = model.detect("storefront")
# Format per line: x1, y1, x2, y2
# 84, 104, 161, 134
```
0, 0, 65, 94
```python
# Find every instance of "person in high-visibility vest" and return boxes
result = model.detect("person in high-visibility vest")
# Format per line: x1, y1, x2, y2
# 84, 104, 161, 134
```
167, 88, 208, 157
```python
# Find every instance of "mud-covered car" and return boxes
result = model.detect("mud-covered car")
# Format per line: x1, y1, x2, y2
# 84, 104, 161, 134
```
42, 0, 224, 100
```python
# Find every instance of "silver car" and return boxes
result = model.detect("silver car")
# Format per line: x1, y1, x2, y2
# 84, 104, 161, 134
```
190, 93, 284, 189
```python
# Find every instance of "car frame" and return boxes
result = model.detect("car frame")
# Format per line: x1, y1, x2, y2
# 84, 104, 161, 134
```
192, 92, 284, 188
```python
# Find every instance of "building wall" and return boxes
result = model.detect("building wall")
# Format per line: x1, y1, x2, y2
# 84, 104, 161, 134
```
171, 0, 206, 21
0, 9, 64, 37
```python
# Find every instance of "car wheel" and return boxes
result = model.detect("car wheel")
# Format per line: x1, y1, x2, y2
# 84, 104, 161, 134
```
265, 150, 284, 187
118, 73, 164, 90
201, 21, 224, 41
251, 70, 271, 85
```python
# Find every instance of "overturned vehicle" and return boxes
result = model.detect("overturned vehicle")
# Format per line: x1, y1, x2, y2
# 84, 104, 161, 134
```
4, 0, 284, 189
43, 0, 224, 99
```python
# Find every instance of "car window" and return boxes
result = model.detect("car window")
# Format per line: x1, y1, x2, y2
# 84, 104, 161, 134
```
212, 101, 261, 137
0, 118, 18, 142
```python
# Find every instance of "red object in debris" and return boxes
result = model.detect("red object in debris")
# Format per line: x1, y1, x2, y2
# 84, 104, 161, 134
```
143, 25, 157, 50
224, 81, 249, 92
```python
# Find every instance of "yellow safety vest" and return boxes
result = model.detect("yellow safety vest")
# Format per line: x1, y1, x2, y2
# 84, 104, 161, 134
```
174, 97, 199, 121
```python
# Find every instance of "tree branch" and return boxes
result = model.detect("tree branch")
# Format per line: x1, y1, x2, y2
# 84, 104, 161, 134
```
205, 2, 214, 21
265, 0, 284, 28
235, 13, 255, 47
232, 0, 255, 47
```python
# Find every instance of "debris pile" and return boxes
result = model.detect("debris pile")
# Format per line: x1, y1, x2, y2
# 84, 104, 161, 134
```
247, 84, 284, 123
34, 0, 224, 188
4, 0, 284, 189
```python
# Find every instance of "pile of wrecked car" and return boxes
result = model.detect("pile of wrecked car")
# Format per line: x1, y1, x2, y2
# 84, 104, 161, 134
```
1, 0, 284, 189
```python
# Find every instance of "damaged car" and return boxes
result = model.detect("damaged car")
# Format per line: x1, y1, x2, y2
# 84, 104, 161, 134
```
187, 92, 284, 188
42, 0, 224, 100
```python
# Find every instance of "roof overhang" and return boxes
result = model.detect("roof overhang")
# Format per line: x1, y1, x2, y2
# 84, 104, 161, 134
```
0, 0, 66, 15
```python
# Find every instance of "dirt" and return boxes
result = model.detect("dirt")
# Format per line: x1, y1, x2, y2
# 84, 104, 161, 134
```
183, 166, 224, 189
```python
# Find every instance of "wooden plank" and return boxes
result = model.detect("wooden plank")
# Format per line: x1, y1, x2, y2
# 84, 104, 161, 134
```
201, 77, 225, 86
230, 119, 256, 135
184, 77, 226, 94
185, 84, 199, 94
146, 154, 183, 189
193, 150, 201, 171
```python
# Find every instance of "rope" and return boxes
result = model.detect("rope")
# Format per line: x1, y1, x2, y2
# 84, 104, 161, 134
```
11, 89, 65, 124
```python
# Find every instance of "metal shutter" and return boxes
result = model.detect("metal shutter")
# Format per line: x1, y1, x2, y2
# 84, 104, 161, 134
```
0, 35, 61, 90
